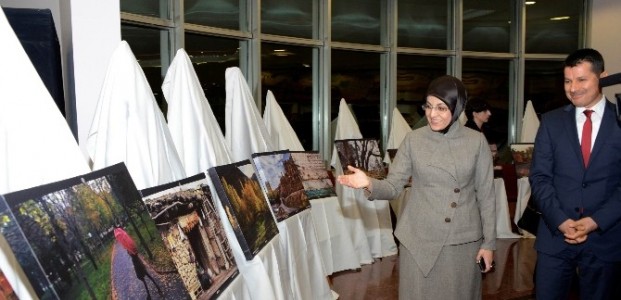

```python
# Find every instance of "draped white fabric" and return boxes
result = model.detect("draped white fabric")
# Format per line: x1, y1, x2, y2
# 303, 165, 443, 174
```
515, 177, 536, 238
383, 108, 412, 217
225, 67, 275, 161
224, 69, 332, 299
262, 92, 360, 276
520, 100, 540, 143
0, 10, 91, 299
494, 179, 522, 239
162, 53, 283, 299
86, 41, 186, 190
163, 49, 232, 175
263, 90, 304, 152
331, 99, 397, 261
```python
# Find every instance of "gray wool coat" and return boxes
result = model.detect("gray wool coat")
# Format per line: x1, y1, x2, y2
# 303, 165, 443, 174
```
368, 121, 496, 276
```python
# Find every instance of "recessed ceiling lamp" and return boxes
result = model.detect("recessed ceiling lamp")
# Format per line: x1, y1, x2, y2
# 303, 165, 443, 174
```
525, 1, 536, 5
550, 16, 570, 21
273, 49, 286, 52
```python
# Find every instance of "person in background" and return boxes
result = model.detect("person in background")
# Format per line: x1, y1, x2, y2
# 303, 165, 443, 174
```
338, 75, 496, 300
529, 48, 621, 299
464, 98, 492, 135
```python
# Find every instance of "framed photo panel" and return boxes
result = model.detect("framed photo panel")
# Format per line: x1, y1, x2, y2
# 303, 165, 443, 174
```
334, 138, 387, 179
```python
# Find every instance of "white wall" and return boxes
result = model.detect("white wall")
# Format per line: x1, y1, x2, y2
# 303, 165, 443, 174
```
591, 0, 621, 100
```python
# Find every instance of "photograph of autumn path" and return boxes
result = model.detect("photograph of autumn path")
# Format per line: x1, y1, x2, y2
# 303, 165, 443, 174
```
208, 161, 279, 261
0, 163, 189, 300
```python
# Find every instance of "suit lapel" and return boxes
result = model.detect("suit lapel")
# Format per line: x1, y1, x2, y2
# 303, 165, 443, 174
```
589, 100, 615, 168
562, 105, 584, 167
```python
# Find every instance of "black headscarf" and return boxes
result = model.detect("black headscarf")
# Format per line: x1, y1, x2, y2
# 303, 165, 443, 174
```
426, 75, 468, 130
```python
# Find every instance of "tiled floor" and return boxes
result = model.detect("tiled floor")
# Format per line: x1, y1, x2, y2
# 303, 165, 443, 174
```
330, 238, 536, 300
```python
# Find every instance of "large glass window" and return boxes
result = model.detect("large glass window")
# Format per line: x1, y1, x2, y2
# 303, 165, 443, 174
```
121, 0, 170, 19
398, 0, 449, 49
332, 50, 381, 140
261, 42, 314, 150
525, 60, 566, 115
185, 0, 242, 30
463, 0, 512, 52
525, 0, 583, 54
462, 58, 510, 147
396, 54, 447, 129
261, 0, 313, 38
184, 34, 241, 131
121, 25, 170, 113
332, 0, 381, 45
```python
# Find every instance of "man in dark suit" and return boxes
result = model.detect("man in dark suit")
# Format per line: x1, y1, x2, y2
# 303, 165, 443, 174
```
530, 48, 621, 299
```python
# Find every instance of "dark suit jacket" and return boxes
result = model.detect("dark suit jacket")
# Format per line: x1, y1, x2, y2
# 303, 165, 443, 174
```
530, 100, 621, 262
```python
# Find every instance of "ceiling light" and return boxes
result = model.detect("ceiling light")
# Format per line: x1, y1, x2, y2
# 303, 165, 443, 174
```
550, 16, 570, 21
273, 49, 286, 52
525, 1, 536, 5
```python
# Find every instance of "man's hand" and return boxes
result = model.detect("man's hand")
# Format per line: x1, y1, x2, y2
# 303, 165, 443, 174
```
562, 217, 598, 244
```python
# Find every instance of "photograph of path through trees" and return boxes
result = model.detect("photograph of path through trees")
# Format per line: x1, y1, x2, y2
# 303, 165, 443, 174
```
0, 163, 189, 299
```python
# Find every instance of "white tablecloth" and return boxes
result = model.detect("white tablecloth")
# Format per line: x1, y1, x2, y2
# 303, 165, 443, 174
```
495, 178, 522, 239
514, 177, 536, 238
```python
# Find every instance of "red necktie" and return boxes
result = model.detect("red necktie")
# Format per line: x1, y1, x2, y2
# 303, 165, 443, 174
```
581, 110, 593, 167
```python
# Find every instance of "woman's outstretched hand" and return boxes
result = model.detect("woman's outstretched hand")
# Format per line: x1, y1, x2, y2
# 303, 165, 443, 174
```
337, 165, 371, 189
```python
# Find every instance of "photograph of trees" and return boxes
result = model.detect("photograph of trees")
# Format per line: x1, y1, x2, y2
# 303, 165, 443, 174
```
141, 173, 238, 300
251, 151, 311, 222
0, 163, 189, 300
208, 161, 279, 261
334, 138, 387, 179
290, 151, 336, 200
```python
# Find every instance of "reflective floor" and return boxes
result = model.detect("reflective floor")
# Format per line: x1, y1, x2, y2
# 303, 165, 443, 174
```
330, 238, 536, 300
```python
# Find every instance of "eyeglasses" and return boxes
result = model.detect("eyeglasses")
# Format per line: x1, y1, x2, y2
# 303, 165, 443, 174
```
422, 103, 450, 113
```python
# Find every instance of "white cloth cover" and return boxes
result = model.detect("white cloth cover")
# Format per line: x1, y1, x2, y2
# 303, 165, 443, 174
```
520, 100, 540, 143
163, 49, 232, 175
494, 179, 522, 239
0, 10, 90, 299
225, 67, 275, 161
384, 108, 412, 217
515, 177, 536, 238
162, 53, 285, 299
263, 90, 304, 152
262, 92, 360, 275
225, 67, 333, 299
331, 99, 398, 262
86, 41, 186, 190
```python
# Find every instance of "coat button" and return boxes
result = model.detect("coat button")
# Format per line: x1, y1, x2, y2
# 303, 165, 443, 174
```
454, 188, 460, 193
445, 217, 451, 223
450, 202, 457, 208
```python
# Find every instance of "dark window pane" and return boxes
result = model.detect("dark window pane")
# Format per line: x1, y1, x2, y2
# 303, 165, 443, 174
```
332, 50, 381, 140
262, 0, 313, 38
121, 0, 170, 19
185, 0, 241, 30
396, 54, 447, 128
261, 43, 314, 150
463, 0, 512, 52
332, 0, 381, 45
525, 60, 566, 115
121, 24, 168, 113
398, 0, 449, 49
462, 58, 510, 147
185, 34, 241, 131
525, 0, 582, 54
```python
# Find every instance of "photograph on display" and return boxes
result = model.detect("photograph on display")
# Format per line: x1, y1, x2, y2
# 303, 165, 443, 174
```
510, 143, 535, 178
334, 138, 387, 179
207, 161, 279, 260
141, 173, 238, 300
251, 151, 311, 222
0, 250, 19, 300
0, 163, 190, 300
289, 151, 337, 200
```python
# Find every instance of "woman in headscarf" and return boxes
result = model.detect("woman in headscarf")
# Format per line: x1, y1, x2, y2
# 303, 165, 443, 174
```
338, 75, 496, 300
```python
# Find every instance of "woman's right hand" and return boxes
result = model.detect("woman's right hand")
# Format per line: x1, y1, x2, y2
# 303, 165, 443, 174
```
337, 165, 371, 189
